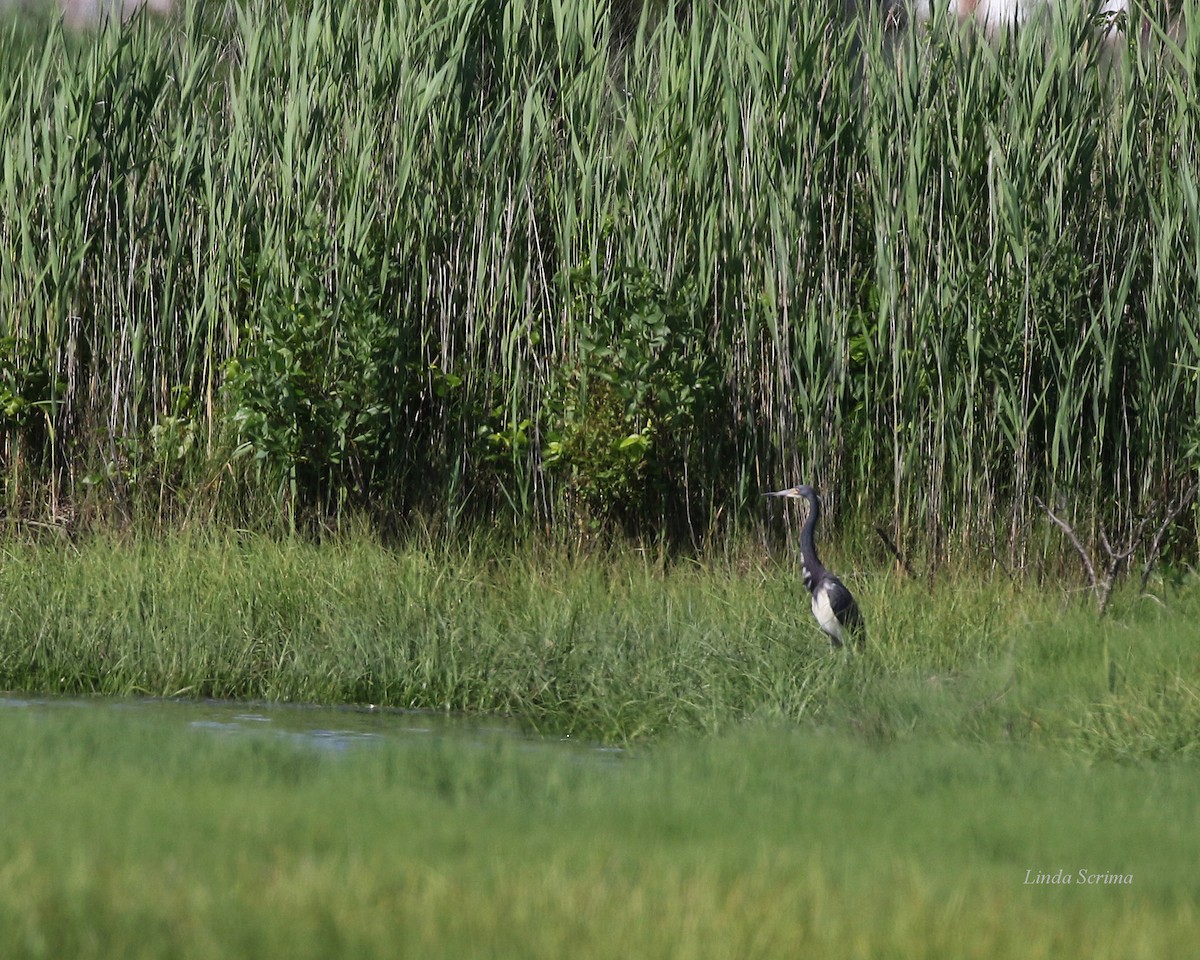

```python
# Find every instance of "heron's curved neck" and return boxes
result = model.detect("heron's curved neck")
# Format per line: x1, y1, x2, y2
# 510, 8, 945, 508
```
799, 491, 826, 590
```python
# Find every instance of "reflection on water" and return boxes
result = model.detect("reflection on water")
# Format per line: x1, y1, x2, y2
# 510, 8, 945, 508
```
0, 693, 623, 761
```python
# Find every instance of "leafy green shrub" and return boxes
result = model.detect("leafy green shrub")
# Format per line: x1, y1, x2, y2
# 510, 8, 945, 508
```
541, 262, 726, 532
224, 227, 418, 520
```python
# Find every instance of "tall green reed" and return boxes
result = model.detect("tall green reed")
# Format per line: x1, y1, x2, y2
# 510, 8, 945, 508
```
0, 0, 1196, 568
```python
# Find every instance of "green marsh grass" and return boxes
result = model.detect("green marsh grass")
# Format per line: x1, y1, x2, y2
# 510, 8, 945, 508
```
1, 532, 1198, 957
0, 705, 1197, 959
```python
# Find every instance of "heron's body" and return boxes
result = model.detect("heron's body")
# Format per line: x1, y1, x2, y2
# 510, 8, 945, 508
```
766, 484, 865, 649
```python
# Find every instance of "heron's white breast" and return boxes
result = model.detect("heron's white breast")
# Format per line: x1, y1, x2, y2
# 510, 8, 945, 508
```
812, 587, 844, 643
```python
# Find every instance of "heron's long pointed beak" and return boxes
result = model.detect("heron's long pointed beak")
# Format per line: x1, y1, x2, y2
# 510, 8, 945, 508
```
763, 488, 802, 499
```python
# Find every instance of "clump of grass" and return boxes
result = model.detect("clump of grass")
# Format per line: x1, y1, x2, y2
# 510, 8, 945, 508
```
2, 532, 1198, 758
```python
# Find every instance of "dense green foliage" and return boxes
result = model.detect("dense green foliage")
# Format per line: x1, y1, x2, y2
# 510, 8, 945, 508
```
1, 1, 1198, 559
1, 533, 1197, 755
1, 703, 1197, 959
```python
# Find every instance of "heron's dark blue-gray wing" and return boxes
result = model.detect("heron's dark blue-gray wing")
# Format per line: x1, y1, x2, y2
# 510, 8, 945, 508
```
825, 575, 865, 645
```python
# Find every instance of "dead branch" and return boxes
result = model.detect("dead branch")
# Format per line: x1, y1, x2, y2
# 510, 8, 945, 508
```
1038, 487, 1195, 616
1140, 481, 1199, 592
1034, 496, 1097, 591
874, 524, 916, 579
1096, 517, 1147, 617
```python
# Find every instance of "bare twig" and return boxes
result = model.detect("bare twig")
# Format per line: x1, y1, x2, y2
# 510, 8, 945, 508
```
1140, 481, 1199, 592
1096, 518, 1146, 617
1034, 496, 1097, 590
1035, 497, 1149, 616
874, 524, 916, 579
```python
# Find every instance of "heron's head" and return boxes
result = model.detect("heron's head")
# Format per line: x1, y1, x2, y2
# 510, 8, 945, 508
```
764, 484, 815, 500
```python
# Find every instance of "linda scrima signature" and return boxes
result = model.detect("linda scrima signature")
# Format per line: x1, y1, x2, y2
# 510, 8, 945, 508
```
1023, 869, 1133, 885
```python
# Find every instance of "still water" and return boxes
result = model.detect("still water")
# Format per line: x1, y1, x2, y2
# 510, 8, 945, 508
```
0, 693, 623, 760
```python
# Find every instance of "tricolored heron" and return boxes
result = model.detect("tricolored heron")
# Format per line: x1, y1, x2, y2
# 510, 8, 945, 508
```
765, 484, 865, 650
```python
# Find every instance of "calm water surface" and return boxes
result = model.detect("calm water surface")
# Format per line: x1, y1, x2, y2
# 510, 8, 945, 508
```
0, 693, 623, 761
